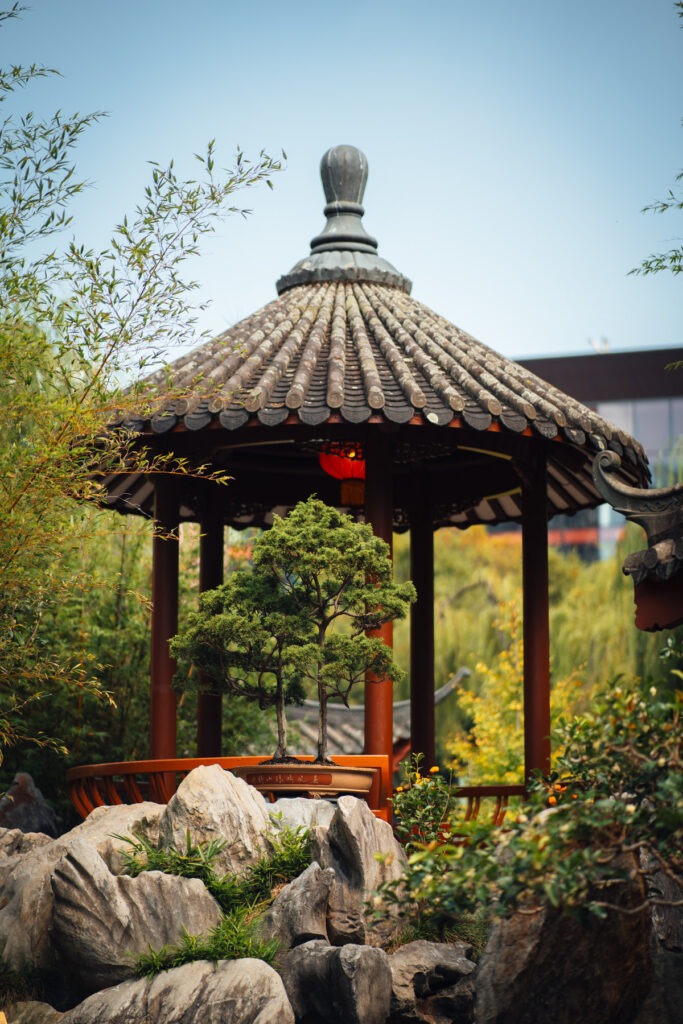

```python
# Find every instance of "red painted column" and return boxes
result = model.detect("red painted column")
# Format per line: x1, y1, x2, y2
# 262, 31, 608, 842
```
521, 456, 551, 781
197, 506, 224, 755
151, 477, 179, 760
364, 432, 394, 767
410, 474, 435, 766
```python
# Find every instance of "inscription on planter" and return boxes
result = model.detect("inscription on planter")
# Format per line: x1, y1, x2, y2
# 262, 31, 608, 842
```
244, 771, 333, 787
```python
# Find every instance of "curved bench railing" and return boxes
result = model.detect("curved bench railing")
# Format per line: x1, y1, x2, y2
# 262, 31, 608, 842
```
67, 757, 525, 827
67, 756, 392, 820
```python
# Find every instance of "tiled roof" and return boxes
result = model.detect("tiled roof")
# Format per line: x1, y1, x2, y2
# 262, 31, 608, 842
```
107, 145, 650, 529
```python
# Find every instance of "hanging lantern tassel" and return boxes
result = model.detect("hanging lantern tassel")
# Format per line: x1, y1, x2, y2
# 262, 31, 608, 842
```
319, 444, 366, 505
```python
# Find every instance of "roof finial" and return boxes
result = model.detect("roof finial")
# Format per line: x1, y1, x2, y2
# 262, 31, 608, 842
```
276, 145, 411, 295
309, 145, 378, 255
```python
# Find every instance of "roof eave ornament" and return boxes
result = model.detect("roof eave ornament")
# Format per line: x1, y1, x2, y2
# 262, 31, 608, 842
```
593, 451, 683, 624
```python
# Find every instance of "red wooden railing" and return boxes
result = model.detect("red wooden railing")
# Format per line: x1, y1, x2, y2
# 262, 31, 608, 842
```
67, 757, 525, 827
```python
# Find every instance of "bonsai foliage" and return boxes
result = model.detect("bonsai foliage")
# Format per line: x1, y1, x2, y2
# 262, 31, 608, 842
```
172, 496, 416, 763
172, 571, 308, 761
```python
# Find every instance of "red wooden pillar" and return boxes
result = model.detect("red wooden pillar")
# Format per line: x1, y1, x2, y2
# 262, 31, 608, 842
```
521, 456, 551, 781
410, 474, 435, 766
364, 432, 394, 767
197, 506, 224, 755
151, 476, 179, 759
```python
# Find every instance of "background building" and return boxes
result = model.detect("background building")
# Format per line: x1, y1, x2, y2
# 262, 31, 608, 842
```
519, 348, 683, 558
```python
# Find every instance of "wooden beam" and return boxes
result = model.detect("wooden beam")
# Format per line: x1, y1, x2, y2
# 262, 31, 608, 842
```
151, 477, 179, 760
197, 504, 224, 755
410, 473, 435, 766
521, 457, 551, 780
364, 432, 394, 769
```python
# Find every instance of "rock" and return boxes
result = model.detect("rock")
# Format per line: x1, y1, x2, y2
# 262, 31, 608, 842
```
64, 801, 163, 874
51, 838, 223, 995
270, 797, 337, 832
58, 958, 295, 1023
256, 862, 335, 951
0, 803, 162, 973
281, 939, 392, 1024
5, 1001, 64, 1023
476, 892, 653, 1024
0, 774, 60, 837
310, 796, 406, 944
158, 765, 272, 876
632, 852, 683, 1024
0, 828, 53, 888
388, 939, 477, 1023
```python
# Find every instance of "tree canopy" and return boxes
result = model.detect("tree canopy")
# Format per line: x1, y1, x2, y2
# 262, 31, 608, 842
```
172, 497, 416, 764
0, 5, 281, 766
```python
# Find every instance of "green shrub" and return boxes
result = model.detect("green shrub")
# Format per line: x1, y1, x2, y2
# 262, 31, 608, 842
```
118, 822, 310, 975
376, 680, 682, 937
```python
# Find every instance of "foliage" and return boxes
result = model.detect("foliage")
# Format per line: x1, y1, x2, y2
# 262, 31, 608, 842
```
392, 525, 683, 765
172, 497, 416, 763
375, 679, 682, 937
391, 754, 460, 849
119, 821, 310, 915
0, 6, 282, 766
135, 908, 281, 976
120, 822, 310, 976
447, 601, 587, 784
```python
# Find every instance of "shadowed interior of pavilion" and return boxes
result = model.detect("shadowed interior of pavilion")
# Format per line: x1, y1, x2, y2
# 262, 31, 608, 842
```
67, 145, 650, 821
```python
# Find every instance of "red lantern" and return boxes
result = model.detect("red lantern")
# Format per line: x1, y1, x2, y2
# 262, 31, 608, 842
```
318, 443, 366, 505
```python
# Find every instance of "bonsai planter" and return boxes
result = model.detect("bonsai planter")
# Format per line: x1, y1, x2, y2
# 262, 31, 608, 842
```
232, 761, 376, 799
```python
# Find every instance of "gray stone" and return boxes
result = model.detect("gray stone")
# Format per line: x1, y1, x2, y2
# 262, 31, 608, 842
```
310, 795, 406, 944
281, 939, 392, 1024
51, 838, 223, 995
158, 765, 272, 876
632, 852, 683, 1024
476, 890, 653, 1024
0, 802, 162, 972
0, 828, 53, 888
0, 774, 59, 837
388, 940, 476, 1023
270, 797, 337, 832
58, 958, 295, 1024
5, 1001, 64, 1023
256, 862, 334, 950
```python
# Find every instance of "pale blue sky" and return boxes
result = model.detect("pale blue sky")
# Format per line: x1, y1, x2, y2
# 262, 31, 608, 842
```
6, 0, 683, 359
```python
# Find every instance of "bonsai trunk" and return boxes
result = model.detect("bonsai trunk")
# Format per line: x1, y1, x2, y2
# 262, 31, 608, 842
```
273, 688, 289, 761
316, 687, 329, 764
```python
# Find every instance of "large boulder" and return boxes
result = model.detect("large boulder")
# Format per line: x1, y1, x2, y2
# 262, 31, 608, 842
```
388, 939, 476, 1023
51, 838, 223, 995
0, 773, 60, 837
310, 796, 406, 945
256, 862, 335, 951
57, 958, 295, 1023
476, 891, 653, 1024
281, 939, 392, 1024
0, 803, 162, 973
270, 797, 337, 833
633, 853, 683, 1024
5, 1001, 64, 1023
158, 766, 273, 876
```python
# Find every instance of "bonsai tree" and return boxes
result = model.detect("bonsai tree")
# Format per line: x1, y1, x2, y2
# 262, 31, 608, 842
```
171, 496, 416, 764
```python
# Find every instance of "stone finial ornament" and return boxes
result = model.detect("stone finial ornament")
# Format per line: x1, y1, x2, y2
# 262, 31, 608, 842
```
276, 144, 411, 293
310, 145, 378, 254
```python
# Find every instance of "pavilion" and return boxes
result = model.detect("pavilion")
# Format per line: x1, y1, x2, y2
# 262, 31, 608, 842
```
67, 145, 650, 817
